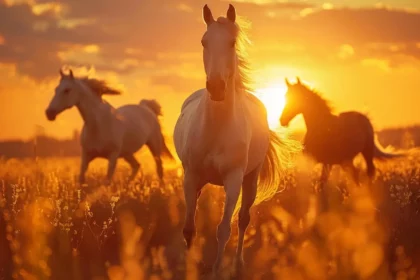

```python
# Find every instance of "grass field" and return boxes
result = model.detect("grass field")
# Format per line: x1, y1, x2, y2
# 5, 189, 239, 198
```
1, 149, 420, 280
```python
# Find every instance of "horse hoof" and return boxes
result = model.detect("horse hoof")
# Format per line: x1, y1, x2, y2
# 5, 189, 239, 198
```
235, 259, 244, 273
233, 264, 244, 279
195, 260, 212, 276
211, 265, 223, 280
211, 272, 219, 280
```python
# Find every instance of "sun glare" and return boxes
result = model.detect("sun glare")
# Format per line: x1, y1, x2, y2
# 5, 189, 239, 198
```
254, 84, 287, 129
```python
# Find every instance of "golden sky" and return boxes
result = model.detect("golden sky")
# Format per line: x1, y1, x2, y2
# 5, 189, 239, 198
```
0, 0, 420, 140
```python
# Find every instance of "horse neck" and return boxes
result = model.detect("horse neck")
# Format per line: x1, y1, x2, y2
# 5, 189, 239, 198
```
301, 97, 333, 132
203, 76, 241, 127
76, 88, 105, 130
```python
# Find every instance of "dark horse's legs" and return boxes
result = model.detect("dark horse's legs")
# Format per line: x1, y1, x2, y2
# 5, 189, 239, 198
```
341, 160, 360, 185
146, 140, 164, 180
320, 164, 332, 186
318, 164, 331, 210
362, 138, 376, 179
123, 154, 140, 181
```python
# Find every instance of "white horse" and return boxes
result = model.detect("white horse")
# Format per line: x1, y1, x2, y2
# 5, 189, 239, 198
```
173, 4, 300, 276
45, 70, 174, 184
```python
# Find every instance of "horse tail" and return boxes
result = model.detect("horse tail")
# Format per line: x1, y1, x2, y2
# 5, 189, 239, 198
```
363, 117, 405, 161
373, 138, 405, 160
139, 99, 175, 161
139, 99, 162, 116
232, 129, 302, 220
160, 134, 175, 161
258, 130, 302, 199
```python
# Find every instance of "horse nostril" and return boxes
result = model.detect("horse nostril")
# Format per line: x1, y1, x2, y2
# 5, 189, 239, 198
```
45, 109, 56, 121
280, 117, 289, 127
206, 79, 226, 93
218, 81, 226, 91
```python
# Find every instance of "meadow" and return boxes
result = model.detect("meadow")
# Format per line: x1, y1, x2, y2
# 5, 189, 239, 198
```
0, 148, 420, 280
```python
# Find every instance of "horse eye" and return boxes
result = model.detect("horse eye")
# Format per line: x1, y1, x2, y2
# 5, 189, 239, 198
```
201, 40, 207, 48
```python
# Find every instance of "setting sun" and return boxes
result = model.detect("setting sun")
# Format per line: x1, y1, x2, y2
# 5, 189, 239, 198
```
254, 83, 287, 129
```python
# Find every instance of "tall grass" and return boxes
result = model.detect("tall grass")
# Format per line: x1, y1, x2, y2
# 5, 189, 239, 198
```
0, 150, 419, 279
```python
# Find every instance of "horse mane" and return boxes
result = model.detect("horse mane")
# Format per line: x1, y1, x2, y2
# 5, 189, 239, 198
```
81, 77, 122, 97
216, 16, 254, 95
139, 99, 163, 116
300, 83, 333, 114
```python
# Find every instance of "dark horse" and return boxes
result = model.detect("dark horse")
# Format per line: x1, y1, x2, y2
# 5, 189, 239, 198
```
280, 77, 403, 186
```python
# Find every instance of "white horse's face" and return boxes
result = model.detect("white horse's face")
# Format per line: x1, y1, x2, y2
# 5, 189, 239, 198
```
202, 4, 237, 101
46, 70, 81, 121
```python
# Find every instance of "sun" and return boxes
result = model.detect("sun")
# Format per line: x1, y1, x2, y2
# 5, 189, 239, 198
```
254, 83, 287, 129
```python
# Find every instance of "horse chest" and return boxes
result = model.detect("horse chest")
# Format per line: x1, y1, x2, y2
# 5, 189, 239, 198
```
203, 138, 247, 171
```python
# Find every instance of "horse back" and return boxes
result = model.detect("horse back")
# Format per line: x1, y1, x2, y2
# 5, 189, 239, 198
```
116, 104, 160, 154
337, 111, 373, 134
304, 111, 373, 163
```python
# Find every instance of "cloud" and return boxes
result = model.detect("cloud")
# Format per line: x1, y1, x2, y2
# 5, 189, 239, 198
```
338, 44, 355, 59
150, 74, 203, 93
224, 0, 314, 9
298, 7, 420, 44
0, 1, 114, 79
361, 58, 391, 71
250, 5, 420, 69
1, 0, 420, 81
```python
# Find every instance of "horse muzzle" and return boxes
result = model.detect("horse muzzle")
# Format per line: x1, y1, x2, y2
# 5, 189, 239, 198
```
279, 116, 289, 127
206, 79, 226, 101
45, 108, 57, 121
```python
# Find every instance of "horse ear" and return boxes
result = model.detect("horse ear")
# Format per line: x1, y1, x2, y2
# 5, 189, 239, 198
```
69, 69, 74, 79
227, 4, 236, 23
296, 77, 301, 84
59, 69, 65, 78
285, 78, 291, 87
203, 4, 214, 26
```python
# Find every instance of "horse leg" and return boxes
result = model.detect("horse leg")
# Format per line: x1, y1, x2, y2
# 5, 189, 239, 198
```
319, 164, 331, 210
105, 151, 119, 185
213, 169, 243, 277
320, 164, 331, 188
146, 141, 164, 180
341, 160, 360, 185
154, 156, 163, 180
79, 152, 93, 185
183, 171, 204, 249
236, 166, 259, 273
362, 143, 376, 180
123, 154, 140, 181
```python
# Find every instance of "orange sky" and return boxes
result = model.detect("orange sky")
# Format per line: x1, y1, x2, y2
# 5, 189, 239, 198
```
0, 0, 420, 140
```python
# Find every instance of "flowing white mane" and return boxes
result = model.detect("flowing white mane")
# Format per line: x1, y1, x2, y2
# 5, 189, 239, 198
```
80, 77, 122, 97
